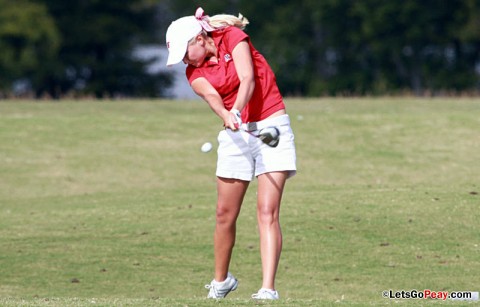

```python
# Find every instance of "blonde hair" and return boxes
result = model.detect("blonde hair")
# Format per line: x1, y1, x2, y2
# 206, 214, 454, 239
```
208, 13, 249, 30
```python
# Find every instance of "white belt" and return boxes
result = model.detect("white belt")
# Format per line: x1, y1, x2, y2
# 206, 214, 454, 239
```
241, 114, 290, 132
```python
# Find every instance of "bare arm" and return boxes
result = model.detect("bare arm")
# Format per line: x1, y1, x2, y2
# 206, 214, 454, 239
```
191, 77, 237, 129
190, 40, 254, 130
231, 40, 255, 112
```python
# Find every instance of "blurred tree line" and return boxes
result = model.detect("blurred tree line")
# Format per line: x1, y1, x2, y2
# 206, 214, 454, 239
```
0, 0, 172, 98
0, 0, 479, 98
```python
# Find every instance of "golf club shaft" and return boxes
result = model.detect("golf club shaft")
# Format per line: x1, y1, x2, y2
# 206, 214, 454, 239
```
231, 124, 261, 139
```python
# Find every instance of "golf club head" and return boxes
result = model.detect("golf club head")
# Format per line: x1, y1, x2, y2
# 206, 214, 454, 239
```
258, 127, 280, 147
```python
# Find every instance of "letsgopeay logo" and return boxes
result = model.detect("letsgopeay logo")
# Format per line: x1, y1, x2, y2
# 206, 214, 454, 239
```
224, 54, 232, 62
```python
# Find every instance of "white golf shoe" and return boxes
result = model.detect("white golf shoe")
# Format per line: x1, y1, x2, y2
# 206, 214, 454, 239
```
205, 272, 238, 298
251, 288, 280, 300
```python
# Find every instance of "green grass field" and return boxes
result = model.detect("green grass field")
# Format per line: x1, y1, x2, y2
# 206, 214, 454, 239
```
1, 98, 479, 306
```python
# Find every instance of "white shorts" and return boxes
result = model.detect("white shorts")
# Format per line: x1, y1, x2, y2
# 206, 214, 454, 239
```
216, 114, 297, 181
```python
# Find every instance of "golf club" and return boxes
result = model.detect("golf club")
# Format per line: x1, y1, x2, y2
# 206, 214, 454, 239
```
240, 126, 280, 147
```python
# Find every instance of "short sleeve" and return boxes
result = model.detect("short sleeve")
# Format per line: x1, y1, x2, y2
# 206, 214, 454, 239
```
186, 65, 202, 84
222, 27, 249, 53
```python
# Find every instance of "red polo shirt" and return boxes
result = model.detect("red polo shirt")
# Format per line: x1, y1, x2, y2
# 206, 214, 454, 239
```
186, 26, 285, 123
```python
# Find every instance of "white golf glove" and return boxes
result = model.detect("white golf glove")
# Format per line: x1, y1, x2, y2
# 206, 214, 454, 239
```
230, 108, 242, 129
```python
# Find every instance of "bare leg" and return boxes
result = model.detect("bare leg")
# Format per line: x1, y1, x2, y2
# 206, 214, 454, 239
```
214, 177, 249, 282
256, 171, 288, 290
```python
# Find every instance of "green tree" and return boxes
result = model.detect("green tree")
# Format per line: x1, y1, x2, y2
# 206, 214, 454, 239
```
351, 0, 479, 94
0, 0, 60, 96
167, 0, 480, 96
306, 0, 480, 95
34, 0, 171, 98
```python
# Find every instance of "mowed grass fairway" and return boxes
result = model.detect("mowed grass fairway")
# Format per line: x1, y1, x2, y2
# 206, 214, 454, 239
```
0, 98, 479, 306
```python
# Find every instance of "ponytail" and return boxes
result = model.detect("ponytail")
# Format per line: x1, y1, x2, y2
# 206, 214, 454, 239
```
195, 7, 249, 31
208, 13, 249, 30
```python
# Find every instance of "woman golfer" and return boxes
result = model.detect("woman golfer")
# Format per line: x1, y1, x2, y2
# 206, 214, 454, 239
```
165, 7, 296, 300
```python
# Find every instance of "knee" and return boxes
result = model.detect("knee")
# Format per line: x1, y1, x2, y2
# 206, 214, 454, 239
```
257, 204, 279, 225
216, 204, 237, 225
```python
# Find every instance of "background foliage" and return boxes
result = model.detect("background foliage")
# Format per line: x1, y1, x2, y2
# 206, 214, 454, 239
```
0, 0, 172, 98
0, 0, 479, 98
